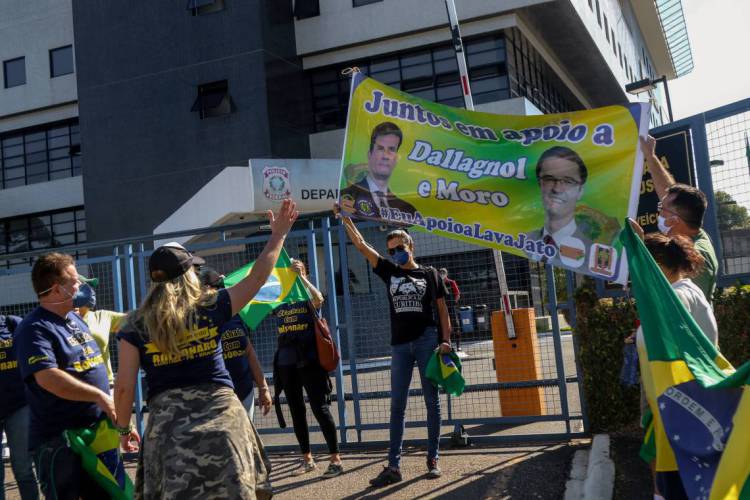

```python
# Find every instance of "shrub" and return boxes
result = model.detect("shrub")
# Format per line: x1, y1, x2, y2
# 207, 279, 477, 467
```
573, 283, 640, 432
714, 284, 750, 366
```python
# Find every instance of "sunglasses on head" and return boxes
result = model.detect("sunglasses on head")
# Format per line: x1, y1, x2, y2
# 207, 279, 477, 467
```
387, 245, 408, 256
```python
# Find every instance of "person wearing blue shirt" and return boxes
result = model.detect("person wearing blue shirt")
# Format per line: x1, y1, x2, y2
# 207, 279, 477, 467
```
113, 199, 298, 499
199, 266, 272, 419
0, 313, 39, 500
14, 252, 129, 500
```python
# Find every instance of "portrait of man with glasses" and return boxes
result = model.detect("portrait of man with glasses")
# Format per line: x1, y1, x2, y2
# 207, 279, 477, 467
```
525, 146, 592, 268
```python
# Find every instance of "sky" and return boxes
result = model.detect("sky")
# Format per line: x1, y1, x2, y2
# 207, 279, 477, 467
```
669, 0, 750, 120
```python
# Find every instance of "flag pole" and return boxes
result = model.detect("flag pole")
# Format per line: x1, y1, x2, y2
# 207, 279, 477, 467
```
444, 0, 516, 340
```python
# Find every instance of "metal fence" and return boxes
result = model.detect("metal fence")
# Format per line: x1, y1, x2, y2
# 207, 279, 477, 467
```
651, 97, 750, 287
1, 215, 586, 449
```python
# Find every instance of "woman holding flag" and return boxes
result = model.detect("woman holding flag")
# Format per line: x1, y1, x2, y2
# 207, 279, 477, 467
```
335, 204, 452, 487
631, 223, 720, 500
113, 199, 298, 499
271, 258, 343, 479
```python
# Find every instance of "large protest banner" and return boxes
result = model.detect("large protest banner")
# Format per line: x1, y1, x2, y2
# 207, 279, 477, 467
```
338, 73, 650, 283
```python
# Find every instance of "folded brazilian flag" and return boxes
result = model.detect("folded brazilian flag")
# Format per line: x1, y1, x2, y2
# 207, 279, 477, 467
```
622, 223, 750, 499
223, 248, 310, 330
64, 419, 134, 500
426, 350, 465, 396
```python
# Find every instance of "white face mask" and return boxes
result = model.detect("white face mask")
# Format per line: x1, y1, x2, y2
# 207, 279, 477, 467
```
657, 215, 672, 235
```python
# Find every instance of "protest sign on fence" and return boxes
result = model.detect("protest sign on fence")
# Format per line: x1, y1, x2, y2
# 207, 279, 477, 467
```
338, 72, 650, 283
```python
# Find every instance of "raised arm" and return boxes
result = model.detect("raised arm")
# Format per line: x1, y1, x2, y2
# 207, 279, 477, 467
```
227, 199, 299, 316
640, 135, 675, 201
300, 274, 325, 309
334, 204, 380, 268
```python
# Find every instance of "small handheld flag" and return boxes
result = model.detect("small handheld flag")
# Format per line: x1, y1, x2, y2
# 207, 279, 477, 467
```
64, 419, 134, 500
426, 350, 465, 396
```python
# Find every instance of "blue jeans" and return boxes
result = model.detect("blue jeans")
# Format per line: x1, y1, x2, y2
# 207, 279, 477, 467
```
0, 405, 39, 500
388, 327, 441, 469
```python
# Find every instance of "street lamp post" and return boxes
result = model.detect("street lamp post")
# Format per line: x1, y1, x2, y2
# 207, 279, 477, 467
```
625, 76, 674, 123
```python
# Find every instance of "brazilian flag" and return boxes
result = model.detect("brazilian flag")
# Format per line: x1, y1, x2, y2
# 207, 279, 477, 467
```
64, 419, 134, 500
426, 350, 465, 396
622, 223, 750, 499
223, 248, 310, 330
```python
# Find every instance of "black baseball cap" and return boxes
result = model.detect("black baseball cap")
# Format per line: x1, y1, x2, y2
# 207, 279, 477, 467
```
149, 242, 204, 283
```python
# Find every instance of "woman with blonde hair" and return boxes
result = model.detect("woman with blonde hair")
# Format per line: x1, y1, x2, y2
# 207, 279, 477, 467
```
114, 200, 298, 499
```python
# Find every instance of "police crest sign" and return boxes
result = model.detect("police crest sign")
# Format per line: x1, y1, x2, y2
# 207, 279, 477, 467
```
263, 166, 291, 200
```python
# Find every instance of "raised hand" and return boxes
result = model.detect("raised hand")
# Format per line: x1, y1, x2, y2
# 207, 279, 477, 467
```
627, 218, 645, 241
640, 135, 657, 158
268, 199, 299, 238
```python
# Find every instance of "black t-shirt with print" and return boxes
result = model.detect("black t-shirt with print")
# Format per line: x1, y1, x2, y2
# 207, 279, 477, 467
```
373, 257, 445, 345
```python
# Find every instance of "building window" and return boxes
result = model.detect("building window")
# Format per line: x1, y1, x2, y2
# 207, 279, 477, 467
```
191, 80, 234, 119
595, 0, 601, 26
588, 0, 593, 9
294, 0, 319, 18
603, 15, 609, 41
186, 0, 224, 16
308, 34, 512, 132
1, 119, 81, 190
505, 28, 581, 114
49, 45, 74, 78
353, 0, 382, 6
0, 207, 86, 267
611, 30, 616, 54
618, 43, 623, 67
3, 57, 26, 88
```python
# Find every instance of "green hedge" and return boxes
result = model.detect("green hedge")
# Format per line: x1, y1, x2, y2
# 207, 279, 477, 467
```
714, 285, 750, 366
574, 282, 750, 433
573, 284, 640, 432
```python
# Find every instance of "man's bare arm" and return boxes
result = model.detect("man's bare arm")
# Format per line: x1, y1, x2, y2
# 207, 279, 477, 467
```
35, 367, 115, 421
641, 135, 675, 200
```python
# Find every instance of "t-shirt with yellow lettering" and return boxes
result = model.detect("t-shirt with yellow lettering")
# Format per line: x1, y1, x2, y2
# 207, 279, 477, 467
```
116, 289, 234, 401
15, 308, 109, 449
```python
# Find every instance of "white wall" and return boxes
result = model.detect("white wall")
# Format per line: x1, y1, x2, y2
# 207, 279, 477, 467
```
0, 176, 84, 218
0, 0, 77, 117
295, 0, 550, 57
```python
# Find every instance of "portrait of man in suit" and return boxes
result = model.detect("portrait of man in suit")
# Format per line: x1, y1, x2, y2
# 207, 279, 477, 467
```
526, 146, 592, 268
340, 121, 417, 222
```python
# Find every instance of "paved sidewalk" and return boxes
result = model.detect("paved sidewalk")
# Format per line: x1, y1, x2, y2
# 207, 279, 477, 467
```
3, 441, 585, 499
269, 441, 586, 499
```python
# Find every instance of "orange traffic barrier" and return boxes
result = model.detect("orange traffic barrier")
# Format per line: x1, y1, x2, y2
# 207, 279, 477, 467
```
491, 308, 545, 416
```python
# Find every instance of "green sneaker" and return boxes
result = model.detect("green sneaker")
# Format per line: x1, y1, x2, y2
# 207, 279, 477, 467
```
292, 459, 317, 476
322, 462, 344, 479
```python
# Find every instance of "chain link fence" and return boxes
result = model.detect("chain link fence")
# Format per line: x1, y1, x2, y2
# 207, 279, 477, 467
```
1, 218, 584, 449
705, 102, 750, 278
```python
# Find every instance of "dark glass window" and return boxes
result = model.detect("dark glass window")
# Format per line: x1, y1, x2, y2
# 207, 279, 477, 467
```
186, 0, 224, 15
505, 28, 581, 114
0, 207, 86, 267
3, 57, 26, 88
0, 119, 81, 190
294, 0, 319, 18
49, 45, 74, 77
603, 15, 609, 41
595, 0, 601, 26
191, 80, 234, 119
353, 0, 382, 6
308, 34, 512, 131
